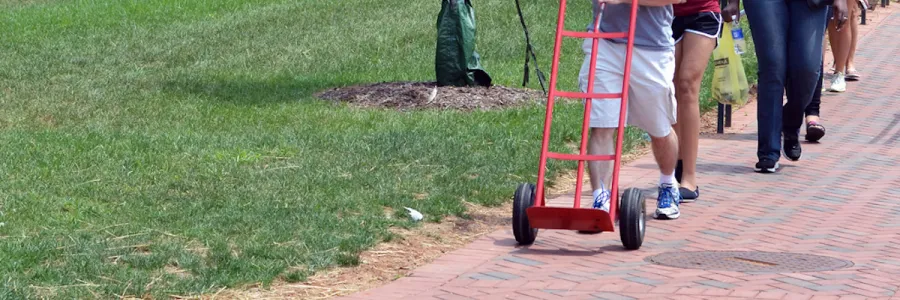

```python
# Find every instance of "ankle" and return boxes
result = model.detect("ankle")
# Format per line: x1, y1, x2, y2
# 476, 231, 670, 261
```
679, 174, 697, 187
659, 172, 676, 185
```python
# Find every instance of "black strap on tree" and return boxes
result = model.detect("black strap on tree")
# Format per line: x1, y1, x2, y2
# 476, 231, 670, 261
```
514, 0, 547, 94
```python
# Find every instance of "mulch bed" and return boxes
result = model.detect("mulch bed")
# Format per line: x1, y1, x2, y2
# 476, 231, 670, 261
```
315, 81, 544, 111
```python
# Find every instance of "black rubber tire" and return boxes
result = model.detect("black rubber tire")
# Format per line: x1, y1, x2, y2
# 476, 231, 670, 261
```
619, 188, 646, 250
513, 183, 538, 245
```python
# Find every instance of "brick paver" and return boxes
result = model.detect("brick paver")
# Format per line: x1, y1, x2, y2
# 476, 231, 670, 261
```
342, 6, 900, 300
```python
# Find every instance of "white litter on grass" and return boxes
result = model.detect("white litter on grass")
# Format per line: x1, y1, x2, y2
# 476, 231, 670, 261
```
427, 87, 438, 103
404, 207, 423, 222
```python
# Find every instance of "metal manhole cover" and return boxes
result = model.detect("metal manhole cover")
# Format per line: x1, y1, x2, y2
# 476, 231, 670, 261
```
644, 251, 853, 272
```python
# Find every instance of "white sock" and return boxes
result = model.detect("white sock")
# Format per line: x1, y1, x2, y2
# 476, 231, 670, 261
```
660, 172, 676, 185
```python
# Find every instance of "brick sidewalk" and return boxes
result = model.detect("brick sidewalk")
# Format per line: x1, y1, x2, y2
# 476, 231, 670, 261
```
342, 6, 900, 300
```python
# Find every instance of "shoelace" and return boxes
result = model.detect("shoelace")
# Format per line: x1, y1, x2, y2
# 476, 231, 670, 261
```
593, 190, 609, 209
658, 185, 676, 207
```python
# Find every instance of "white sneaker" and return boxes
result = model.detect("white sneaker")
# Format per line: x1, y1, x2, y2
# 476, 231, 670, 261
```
652, 183, 681, 220
828, 72, 846, 93
592, 189, 610, 212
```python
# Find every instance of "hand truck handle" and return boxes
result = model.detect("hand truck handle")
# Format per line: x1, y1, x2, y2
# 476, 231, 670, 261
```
592, 3, 606, 33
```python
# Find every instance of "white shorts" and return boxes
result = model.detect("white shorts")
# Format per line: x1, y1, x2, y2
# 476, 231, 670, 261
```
577, 38, 677, 138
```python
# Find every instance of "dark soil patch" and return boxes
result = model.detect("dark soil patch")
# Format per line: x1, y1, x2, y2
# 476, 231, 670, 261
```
316, 81, 544, 110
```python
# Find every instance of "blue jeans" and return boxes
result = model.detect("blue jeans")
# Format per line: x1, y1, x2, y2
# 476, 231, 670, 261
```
806, 5, 832, 117
744, 0, 828, 161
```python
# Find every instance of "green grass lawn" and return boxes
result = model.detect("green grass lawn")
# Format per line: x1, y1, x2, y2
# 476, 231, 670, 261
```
0, 0, 756, 298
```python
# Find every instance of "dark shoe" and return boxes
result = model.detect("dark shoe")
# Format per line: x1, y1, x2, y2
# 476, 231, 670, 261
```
674, 160, 683, 184
846, 69, 861, 81
783, 138, 802, 161
755, 159, 780, 173
806, 121, 826, 142
679, 186, 699, 203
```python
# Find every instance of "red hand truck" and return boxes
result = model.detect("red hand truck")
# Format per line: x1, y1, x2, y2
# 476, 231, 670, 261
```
512, 1, 647, 250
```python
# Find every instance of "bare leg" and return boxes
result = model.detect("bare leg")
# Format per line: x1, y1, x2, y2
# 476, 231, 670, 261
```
672, 39, 684, 162
588, 128, 614, 192
588, 126, 678, 192
827, 5, 851, 92
847, 1, 860, 74
828, 3, 851, 73
651, 130, 679, 178
672, 33, 717, 191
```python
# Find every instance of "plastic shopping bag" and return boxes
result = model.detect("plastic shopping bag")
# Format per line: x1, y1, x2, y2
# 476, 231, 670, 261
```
710, 22, 750, 106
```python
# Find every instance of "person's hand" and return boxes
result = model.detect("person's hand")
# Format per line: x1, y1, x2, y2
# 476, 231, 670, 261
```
722, 0, 740, 22
833, 0, 850, 31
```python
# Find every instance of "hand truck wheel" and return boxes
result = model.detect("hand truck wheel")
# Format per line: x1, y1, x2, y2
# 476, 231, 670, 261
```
618, 187, 646, 250
513, 183, 538, 245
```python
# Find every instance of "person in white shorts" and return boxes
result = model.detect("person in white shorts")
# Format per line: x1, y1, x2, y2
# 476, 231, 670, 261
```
583, 0, 685, 220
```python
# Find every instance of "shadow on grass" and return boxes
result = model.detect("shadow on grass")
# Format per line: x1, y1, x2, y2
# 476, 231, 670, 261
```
160, 73, 349, 106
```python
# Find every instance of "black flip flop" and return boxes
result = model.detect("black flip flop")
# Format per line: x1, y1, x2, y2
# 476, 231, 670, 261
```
679, 186, 699, 203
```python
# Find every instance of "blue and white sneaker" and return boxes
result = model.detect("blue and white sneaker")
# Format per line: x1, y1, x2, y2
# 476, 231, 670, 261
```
653, 183, 681, 220
592, 188, 611, 212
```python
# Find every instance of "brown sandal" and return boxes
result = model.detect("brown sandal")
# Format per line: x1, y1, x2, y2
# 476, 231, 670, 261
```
806, 121, 826, 142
